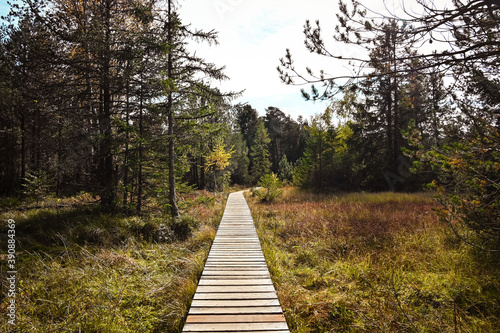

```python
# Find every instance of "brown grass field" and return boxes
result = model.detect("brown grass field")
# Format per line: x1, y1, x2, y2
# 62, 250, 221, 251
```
247, 187, 500, 332
0, 190, 227, 332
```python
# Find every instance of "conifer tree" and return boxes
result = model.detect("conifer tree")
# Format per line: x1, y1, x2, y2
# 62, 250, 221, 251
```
250, 121, 271, 183
158, 0, 234, 218
0, 0, 235, 214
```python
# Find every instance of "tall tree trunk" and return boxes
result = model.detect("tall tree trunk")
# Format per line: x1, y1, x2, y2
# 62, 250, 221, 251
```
386, 83, 393, 170
167, 0, 180, 219
385, 29, 394, 172
168, 101, 180, 218
20, 113, 26, 184
56, 118, 62, 196
392, 29, 399, 169
31, 110, 37, 169
431, 75, 440, 145
123, 83, 130, 207
100, 0, 115, 207
137, 82, 144, 212
213, 168, 217, 194
200, 156, 206, 189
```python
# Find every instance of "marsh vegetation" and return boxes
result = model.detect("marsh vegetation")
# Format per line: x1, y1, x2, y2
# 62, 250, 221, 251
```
248, 188, 500, 332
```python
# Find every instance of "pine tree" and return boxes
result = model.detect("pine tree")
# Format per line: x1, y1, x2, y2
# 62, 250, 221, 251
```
294, 115, 336, 189
250, 121, 271, 183
158, 0, 234, 218
227, 131, 250, 185
1, 0, 235, 214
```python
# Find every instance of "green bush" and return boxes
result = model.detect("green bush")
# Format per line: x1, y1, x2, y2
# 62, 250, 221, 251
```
22, 171, 52, 202
0, 197, 21, 209
171, 215, 200, 240
257, 173, 283, 203
406, 120, 500, 251
136, 221, 173, 243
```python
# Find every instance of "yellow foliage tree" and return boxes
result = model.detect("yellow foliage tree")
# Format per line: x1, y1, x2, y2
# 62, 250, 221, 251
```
205, 139, 234, 192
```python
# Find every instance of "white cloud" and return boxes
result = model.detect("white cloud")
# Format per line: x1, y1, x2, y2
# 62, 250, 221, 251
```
178, 0, 341, 119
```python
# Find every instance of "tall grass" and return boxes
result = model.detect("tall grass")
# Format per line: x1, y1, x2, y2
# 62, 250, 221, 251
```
247, 187, 500, 332
0, 190, 227, 332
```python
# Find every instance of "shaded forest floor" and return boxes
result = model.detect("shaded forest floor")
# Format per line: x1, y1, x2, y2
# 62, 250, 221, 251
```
0, 191, 228, 332
247, 188, 500, 332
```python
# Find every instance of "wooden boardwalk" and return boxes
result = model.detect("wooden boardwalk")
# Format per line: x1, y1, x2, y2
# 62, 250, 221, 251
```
182, 191, 290, 333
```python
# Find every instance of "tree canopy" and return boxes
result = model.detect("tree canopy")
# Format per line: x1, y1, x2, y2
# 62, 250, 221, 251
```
278, 0, 500, 248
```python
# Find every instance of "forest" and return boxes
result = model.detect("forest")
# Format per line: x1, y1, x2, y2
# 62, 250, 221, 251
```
0, 0, 498, 223
0, 0, 499, 331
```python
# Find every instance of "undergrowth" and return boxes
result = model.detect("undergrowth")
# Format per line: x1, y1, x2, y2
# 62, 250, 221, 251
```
0, 190, 227, 332
247, 187, 500, 332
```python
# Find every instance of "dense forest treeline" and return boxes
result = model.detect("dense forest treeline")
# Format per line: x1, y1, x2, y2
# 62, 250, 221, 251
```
0, 0, 499, 247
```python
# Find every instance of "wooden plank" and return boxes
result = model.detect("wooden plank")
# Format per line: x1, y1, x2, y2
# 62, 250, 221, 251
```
208, 257, 265, 260
211, 244, 261, 247
207, 256, 264, 259
206, 258, 266, 261
201, 274, 270, 279
205, 256, 264, 259
210, 244, 261, 247
185, 314, 286, 323
208, 245, 262, 249
202, 267, 270, 271
214, 233, 257, 235
206, 261, 266, 264
202, 268, 268, 273
182, 191, 289, 333
207, 255, 264, 258
208, 252, 264, 255
200, 278, 270, 281
208, 253, 264, 256
217, 227, 255, 229
195, 284, 276, 293
205, 261, 267, 268
209, 247, 262, 249
183, 322, 289, 332
213, 237, 259, 239
202, 268, 269, 272
207, 253, 264, 256
214, 238, 259, 241
205, 258, 265, 262
190, 298, 281, 308
184, 330, 290, 333
193, 292, 278, 300
198, 279, 273, 286
202, 273, 269, 277
215, 233, 257, 235
214, 235, 258, 237
206, 251, 264, 259
204, 263, 268, 266
189, 306, 284, 315
202, 270, 269, 274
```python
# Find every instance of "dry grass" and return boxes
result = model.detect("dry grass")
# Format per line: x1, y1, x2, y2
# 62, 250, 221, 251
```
247, 187, 500, 332
0, 190, 227, 332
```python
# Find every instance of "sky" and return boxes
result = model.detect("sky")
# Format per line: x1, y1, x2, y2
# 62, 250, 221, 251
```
177, 0, 345, 120
176, 0, 426, 120
0, 1, 12, 20
0, 0, 344, 120
0, 0, 400, 120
